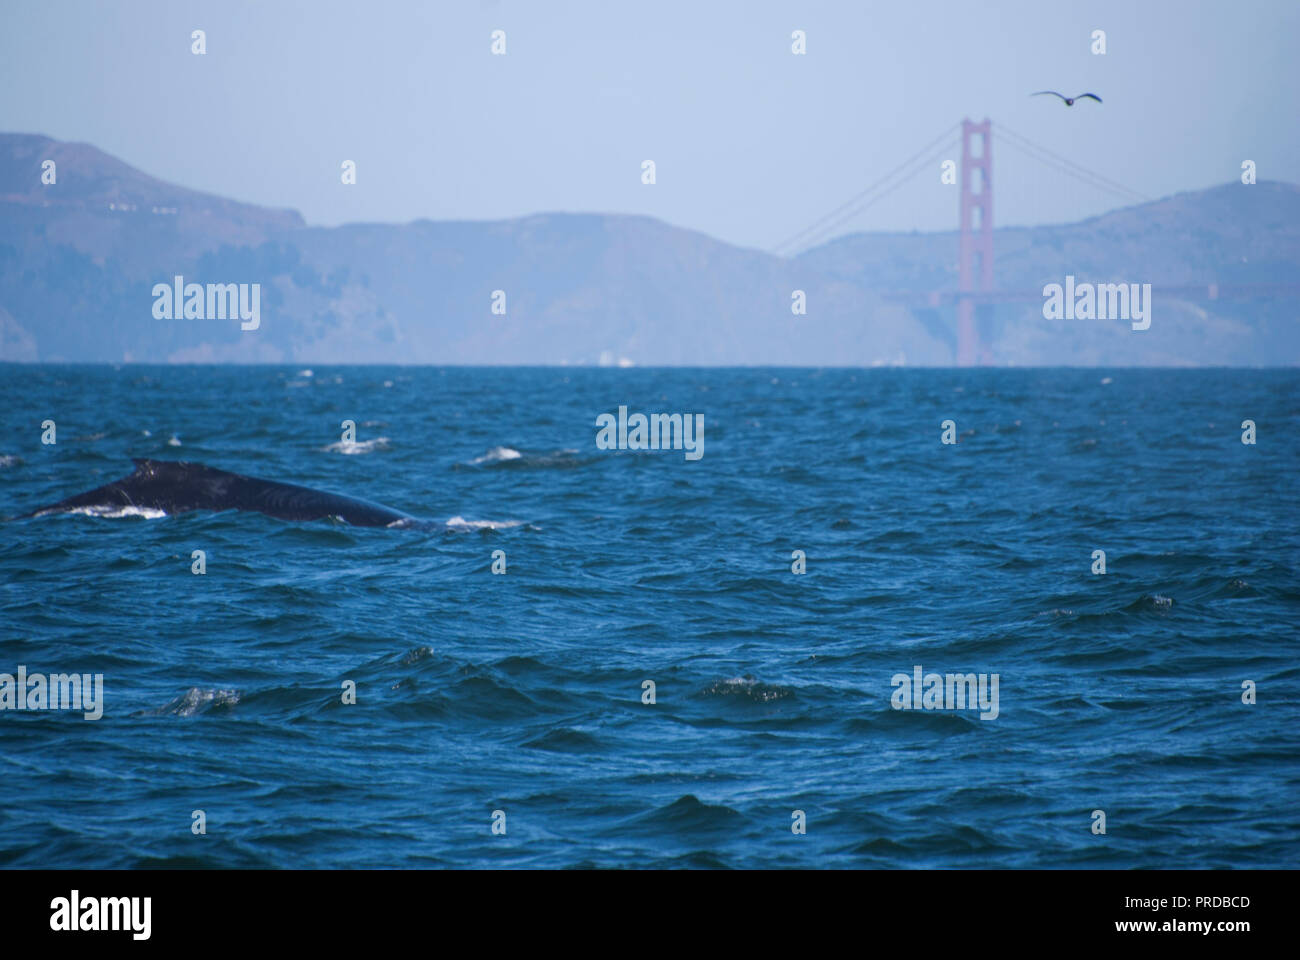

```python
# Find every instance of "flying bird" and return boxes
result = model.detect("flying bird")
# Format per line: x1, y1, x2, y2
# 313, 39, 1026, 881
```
1032, 91, 1102, 106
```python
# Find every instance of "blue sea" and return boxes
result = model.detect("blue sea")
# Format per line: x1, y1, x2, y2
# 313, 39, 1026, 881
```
1, 365, 1297, 869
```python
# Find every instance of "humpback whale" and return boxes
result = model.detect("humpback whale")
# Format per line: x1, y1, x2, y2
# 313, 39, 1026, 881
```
20, 459, 416, 527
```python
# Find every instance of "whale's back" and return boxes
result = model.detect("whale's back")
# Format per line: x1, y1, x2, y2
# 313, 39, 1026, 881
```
23, 459, 414, 527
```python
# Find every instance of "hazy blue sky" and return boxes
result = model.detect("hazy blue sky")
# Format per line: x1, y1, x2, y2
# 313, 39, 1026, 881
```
2, 0, 1296, 251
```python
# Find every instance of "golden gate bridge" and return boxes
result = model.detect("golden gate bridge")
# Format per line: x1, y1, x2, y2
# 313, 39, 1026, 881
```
772, 119, 1300, 366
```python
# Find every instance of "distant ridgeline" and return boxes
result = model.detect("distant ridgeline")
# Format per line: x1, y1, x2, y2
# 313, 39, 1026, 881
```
1, 132, 1298, 365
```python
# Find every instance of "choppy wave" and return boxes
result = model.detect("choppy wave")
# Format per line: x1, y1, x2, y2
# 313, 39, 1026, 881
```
2, 366, 1297, 870
147, 687, 242, 717
700, 675, 794, 703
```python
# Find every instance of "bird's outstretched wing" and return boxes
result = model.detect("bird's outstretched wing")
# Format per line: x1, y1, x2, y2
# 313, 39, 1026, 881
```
1076, 93, 1102, 103
1031, 91, 1066, 99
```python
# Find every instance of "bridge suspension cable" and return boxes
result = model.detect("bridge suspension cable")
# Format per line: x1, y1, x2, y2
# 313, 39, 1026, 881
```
771, 118, 1153, 257
993, 123, 1150, 205
771, 122, 961, 256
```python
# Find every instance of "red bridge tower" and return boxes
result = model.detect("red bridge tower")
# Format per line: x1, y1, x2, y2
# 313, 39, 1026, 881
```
958, 118, 993, 366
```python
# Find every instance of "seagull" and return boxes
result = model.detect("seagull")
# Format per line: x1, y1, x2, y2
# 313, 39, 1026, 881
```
1032, 91, 1102, 106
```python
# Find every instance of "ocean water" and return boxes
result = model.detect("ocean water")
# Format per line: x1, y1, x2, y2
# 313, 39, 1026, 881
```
1, 365, 1297, 869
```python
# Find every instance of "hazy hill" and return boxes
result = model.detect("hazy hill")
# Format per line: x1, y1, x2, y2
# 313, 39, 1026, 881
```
799, 181, 1300, 365
1, 132, 1296, 365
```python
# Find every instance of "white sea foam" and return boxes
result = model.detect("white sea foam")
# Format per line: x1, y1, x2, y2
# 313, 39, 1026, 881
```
64, 505, 168, 520
470, 446, 522, 464
444, 516, 522, 531
323, 437, 391, 454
